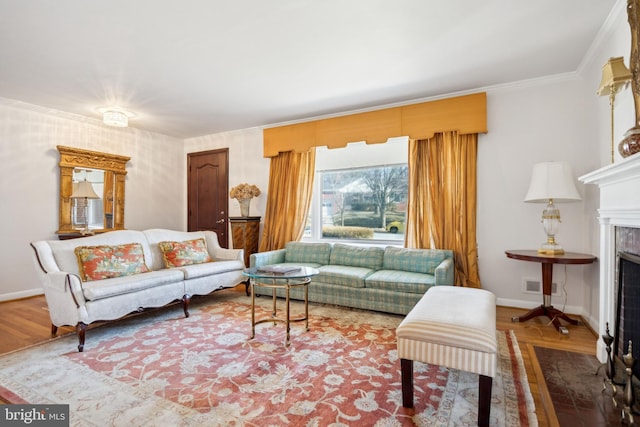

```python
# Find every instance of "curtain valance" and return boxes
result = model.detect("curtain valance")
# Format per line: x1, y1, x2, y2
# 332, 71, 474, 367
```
262, 92, 487, 157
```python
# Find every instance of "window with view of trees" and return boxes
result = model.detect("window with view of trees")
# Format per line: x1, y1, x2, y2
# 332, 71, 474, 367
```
304, 138, 408, 243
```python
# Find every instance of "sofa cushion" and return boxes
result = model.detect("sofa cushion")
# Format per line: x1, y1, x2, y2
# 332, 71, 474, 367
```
260, 261, 324, 270
143, 229, 218, 270
180, 259, 244, 280
74, 243, 150, 282
329, 244, 383, 270
317, 265, 374, 288
284, 242, 332, 265
47, 230, 151, 276
158, 238, 212, 268
365, 270, 435, 294
382, 247, 447, 275
81, 269, 185, 301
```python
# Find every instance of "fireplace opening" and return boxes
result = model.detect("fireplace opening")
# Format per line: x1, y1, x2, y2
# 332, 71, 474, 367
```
614, 251, 640, 380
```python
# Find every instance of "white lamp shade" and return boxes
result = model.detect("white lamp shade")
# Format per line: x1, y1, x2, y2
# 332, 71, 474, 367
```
71, 181, 100, 199
524, 161, 581, 203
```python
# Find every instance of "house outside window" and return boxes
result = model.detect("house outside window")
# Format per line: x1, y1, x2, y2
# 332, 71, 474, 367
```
305, 138, 408, 244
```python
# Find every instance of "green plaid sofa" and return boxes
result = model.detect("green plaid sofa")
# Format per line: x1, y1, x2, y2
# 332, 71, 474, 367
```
249, 242, 454, 315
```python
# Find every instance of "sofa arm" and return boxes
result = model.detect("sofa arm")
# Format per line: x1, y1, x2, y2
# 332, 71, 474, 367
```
434, 257, 454, 286
45, 272, 85, 303
213, 247, 244, 263
250, 249, 286, 268
42, 272, 87, 326
201, 230, 244, 263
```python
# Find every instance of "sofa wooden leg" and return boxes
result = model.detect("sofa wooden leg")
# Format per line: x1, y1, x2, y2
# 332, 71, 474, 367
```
244, 279, 250, 296
182, 294, 191, 318
478, 374, 493, 427
401, 358, 414, 408
76, 322, 87, 352
51, 323, 58, 337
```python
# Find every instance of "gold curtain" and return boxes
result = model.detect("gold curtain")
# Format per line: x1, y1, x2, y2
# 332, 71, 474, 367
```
259, 148, 316, 251
405, 132, 481, 288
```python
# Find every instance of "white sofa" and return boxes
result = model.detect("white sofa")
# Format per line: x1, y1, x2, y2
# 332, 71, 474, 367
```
30, 229, 245, 351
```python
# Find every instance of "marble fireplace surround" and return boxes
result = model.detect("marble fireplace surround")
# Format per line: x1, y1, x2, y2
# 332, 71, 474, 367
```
580, 153, 640, 362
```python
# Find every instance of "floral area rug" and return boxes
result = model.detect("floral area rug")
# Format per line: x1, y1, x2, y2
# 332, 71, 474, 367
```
0, 291, 537, 426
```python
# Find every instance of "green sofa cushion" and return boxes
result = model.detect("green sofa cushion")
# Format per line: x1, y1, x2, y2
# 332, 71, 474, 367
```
329, 243, 383, 270
317, 265, 374, 288
284, 242, 332, 265
365, 270, 435, 294
382, 247, 447, 275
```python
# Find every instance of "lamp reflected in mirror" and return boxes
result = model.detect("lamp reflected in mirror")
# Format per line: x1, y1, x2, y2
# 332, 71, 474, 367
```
71, 179, 100, 235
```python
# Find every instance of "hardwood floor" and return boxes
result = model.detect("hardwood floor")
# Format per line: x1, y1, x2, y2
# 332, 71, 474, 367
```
0, 295, 75, 353
0, 294, 598, 426
497, 305, 598, 427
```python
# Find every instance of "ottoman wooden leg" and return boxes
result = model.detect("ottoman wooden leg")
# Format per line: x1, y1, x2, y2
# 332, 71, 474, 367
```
401, 358, 413, 408
478, 374, 493, 427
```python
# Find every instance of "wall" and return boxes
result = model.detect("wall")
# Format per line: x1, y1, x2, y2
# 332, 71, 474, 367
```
192, 74, 606, 319
576, 1, 635, 331
0, 99, 185, 301
181, 0, 632, 327
184, 127, 271, 230
478, 77, 597, 318
461, 0, 630, 333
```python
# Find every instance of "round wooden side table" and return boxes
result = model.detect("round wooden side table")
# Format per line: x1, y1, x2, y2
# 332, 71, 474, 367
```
505, 250, 596, 332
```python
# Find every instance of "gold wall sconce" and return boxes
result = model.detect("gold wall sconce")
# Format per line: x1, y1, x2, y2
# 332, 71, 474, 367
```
597, 57, 632, 163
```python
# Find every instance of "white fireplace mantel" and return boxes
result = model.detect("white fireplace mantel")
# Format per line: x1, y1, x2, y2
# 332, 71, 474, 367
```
580, 152, 640, 362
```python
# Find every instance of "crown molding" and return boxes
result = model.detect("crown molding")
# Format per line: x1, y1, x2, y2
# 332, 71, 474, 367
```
578, 0, 628, 75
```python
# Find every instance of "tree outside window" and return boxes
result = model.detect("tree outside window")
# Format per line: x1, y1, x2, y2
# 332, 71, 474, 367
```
306, 164, 408, 242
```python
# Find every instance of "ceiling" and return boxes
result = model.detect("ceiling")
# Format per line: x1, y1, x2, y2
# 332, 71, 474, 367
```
0, 1, 619, 139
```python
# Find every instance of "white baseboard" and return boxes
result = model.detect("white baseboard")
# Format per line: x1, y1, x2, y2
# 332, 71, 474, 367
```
577, 310, 599, 335
0, 288, 44, 302
496, 297, 582, 317
497, 297, 599, 333
496, 298, 540, 310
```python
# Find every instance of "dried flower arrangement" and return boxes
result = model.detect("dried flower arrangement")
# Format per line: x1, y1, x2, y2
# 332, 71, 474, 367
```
229, 183, 261, 200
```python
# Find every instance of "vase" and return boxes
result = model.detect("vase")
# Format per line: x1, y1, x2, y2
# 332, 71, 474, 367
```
619, 126, 640, 158
238, 198, 251, 217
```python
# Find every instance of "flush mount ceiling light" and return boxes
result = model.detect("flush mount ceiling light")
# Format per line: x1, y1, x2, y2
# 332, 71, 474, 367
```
98, 108, 134, 128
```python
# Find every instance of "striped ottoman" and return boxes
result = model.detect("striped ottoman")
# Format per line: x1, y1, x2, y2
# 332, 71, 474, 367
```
396, 286, 497, 427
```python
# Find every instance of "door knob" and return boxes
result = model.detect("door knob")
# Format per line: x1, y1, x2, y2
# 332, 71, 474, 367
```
216, 219, 225, 224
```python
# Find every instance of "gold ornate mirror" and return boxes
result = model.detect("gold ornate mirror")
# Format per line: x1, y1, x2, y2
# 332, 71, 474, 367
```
57, 145, 130, 236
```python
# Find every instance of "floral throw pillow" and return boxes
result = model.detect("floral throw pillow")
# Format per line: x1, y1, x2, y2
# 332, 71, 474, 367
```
74, 243, 150, 282
158, 238, 212, 268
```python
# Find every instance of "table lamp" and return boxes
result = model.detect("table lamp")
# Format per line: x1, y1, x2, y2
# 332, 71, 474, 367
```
71, 180, 100, 235
524, 161, 581, 255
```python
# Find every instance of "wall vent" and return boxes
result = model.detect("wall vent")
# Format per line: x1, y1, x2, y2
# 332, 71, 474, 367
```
522, 277, 561, 296
523, 278, 540, 293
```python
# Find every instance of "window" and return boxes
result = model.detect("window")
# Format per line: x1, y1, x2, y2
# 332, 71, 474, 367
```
305, 138, 408, 243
